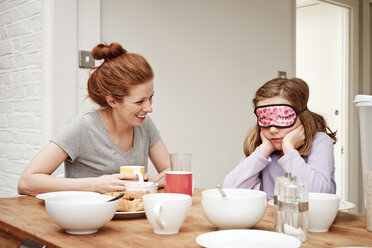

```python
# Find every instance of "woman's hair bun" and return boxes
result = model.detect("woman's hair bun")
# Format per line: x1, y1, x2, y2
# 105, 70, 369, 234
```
91, 42, 127, 61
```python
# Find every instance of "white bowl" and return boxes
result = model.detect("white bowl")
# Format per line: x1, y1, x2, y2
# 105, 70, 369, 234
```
36, 191, 101, 200
308, 192, 340, 232
125, 181, 158, 194
45, 194, 118, 235
202, 188, 266, 229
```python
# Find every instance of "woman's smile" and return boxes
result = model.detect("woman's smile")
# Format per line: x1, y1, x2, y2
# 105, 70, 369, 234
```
136, 114, 146, 120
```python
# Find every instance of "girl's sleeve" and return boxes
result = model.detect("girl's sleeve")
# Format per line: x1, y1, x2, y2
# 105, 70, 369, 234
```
223, 148, 271, 189
278, 132, 336, 193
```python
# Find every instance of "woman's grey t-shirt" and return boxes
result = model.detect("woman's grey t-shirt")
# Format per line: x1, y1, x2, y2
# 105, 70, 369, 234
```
51, 110, 160, 178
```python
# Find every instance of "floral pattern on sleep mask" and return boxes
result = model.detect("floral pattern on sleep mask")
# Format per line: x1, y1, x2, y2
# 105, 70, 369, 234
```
254, 104, 307, 128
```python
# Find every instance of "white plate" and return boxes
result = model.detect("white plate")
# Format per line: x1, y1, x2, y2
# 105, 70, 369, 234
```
114, 211, 146, 219
339, 200, 356, 211
267, 199, 356, 211
196, 229, 301, 248
36, 191, 100, 200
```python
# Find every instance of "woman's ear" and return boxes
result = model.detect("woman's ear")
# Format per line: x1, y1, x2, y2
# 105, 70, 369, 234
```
105, 95, 117, 108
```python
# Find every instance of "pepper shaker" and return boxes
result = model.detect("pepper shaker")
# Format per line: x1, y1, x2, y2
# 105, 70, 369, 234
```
274, 172, 292, 232
277, 176, 308, 242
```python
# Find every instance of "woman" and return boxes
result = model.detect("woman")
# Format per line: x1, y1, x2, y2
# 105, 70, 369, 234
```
18, 42, 170, 195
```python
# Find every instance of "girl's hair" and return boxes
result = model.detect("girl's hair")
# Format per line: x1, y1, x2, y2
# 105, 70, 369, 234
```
243, 77, 337, 157
87, 42, 154, 107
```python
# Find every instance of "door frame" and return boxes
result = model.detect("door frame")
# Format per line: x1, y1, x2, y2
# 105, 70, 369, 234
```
319, 0, 361, 211
296, 0, 349, 203
42, 0, 78, 143
42, 0, 100, 175
362, 0, 372, 95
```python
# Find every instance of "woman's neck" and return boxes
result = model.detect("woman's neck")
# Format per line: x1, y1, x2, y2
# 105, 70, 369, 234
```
98, 108, 135, 152
99, 108, 132, 137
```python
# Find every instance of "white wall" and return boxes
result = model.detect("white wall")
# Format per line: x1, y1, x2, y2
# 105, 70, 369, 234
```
76, 0, 100, 114
0, 0, 43, 197
99, 0, 295, 189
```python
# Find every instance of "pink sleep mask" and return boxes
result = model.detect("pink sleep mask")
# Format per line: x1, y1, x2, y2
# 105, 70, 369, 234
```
254, 104, 307, 128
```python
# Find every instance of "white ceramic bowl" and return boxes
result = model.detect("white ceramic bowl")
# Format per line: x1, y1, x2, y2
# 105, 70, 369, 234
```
125, 181, 158, 194
36, 191, 101, 200
202, 188, 267, 229
45, 194, 118, 235
308, 192, 340, 232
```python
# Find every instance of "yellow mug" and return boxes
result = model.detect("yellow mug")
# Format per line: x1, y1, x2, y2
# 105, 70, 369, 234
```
120, 165, 145, 182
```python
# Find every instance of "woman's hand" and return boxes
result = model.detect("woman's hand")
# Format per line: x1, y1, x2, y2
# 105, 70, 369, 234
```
259, 131, 275, 158
93, 173, 138, 193
282, 124, 305, 154
144, 173, 150, 181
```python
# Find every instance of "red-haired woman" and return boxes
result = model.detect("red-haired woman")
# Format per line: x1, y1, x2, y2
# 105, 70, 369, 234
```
18, 43, 170, 195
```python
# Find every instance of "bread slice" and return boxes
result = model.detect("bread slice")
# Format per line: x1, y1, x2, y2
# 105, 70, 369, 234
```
105, 191, 150, 212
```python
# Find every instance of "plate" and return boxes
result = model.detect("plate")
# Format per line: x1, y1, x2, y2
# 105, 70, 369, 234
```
268, 199, 355, 211
196, 229, 301, 248
339, 200, 356, 211
36, 191, 101, 200
114, 211, 146, 219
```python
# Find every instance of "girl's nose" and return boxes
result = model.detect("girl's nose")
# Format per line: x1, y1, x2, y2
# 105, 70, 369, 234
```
269, 126, 279, 133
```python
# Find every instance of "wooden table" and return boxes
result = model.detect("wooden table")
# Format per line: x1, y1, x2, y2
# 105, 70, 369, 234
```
1, 188, 371, 248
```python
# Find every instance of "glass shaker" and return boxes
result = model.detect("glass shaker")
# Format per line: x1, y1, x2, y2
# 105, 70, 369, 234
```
278, 176, 308, 242
274, 172, 292, 232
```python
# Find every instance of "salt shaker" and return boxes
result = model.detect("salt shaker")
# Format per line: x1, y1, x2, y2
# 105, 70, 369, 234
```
274, 172, 292, 232
278, 176, 308, 242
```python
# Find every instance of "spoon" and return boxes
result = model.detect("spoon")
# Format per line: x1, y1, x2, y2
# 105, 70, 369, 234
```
216, 184, 226, 197
152, 175, 164, 185
107, 193, 124, 202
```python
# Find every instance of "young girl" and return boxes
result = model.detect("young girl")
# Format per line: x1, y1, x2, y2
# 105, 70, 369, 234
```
18, 42, 170, 195
223, 77, 337, 199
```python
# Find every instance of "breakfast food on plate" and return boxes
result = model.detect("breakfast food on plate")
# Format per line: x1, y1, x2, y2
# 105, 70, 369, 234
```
105, 191, 150, 212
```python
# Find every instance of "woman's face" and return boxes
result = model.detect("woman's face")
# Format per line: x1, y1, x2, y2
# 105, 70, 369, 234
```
115, 80, 154, 127
257, 96, 302, 151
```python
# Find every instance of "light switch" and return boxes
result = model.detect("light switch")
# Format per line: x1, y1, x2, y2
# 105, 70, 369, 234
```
79, 50, 95, 68
278, 71, 287, 78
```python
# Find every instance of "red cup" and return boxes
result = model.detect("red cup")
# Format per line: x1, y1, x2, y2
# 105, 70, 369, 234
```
164, 171, 192, 196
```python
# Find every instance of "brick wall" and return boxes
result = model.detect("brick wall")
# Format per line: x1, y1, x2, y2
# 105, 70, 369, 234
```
0, 0, 43, 197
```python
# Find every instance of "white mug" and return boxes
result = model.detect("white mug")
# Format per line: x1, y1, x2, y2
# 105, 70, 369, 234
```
143, 193, 191, 235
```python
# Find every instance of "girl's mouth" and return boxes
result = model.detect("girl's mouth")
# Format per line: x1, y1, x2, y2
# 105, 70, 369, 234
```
136, 114, 146, 119
271, 138, 282, 142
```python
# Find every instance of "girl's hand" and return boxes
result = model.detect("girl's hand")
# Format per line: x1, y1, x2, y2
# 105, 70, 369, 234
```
282, 124, 305, 154
93, 173, 137, 193
259, 131, 275, 158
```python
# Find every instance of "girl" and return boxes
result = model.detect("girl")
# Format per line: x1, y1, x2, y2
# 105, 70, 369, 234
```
18, 42, 170, 195
223, 77, 337, 199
